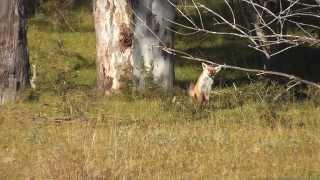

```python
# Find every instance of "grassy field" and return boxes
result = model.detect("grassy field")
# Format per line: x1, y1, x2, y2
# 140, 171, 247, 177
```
0, 8, 320, 179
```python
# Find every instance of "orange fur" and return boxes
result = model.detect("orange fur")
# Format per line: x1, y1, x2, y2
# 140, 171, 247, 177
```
188, 63, 222, 104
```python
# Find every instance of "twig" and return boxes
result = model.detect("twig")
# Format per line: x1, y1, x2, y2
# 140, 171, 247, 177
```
273, 81, 302, 101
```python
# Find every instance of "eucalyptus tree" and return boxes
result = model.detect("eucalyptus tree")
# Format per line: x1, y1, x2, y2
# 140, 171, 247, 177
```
93, 0, 176, 95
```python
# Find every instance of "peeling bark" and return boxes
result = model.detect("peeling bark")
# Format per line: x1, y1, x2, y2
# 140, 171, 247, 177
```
94, 0, 133, 95
94, 0, 176, 94
0, 0, 30, 104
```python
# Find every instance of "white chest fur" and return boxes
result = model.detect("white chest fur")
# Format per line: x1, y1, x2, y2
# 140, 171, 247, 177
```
198, 73, 213, 96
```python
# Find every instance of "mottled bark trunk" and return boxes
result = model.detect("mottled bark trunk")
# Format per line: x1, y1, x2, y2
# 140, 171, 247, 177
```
132, 0, 176, 91
0, 0, 30, 104
94, 0, 176, 94
93, 0, 133, 95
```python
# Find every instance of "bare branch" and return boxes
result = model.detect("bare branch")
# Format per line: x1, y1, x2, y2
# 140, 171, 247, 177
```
170, 0, 320, 58
160, 46, 320, 89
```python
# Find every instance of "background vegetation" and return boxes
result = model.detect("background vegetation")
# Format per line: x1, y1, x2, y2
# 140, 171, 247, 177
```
1, 1, 320, 179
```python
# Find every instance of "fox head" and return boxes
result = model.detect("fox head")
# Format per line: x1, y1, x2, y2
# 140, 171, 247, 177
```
202, 63, 222, 77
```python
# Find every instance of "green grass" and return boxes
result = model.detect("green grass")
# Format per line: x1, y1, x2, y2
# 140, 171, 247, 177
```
0, 9, 320, 179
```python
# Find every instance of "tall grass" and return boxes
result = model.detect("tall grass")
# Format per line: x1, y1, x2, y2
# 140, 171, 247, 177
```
0, 8, 320, 179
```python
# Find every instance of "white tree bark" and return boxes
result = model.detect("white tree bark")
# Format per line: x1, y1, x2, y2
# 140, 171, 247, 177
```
94, 0, 176, 94
93, 0, 133, 95
132, 0, 176, 91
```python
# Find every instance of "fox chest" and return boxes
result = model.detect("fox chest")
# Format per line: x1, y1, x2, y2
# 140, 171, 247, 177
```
199, 77, 213, 95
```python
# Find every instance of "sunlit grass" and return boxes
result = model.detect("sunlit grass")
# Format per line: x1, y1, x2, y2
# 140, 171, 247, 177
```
0, 8, 320, 179
1, 88, 320, 179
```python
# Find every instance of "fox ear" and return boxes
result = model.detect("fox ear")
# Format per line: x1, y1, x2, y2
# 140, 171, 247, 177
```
215, 66, 222, 73
202, 63, 207, 70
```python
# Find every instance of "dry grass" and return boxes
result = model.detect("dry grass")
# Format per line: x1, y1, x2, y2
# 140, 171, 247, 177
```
0, 8, 320, 180
1, 87, 320, 179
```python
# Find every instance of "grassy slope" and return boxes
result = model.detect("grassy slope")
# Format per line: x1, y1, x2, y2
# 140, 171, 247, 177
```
0, 8, 320, 179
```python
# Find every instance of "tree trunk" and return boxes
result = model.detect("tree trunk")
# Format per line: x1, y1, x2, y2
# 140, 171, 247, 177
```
0, 0, 29, 104
93, 0, 176, 94
132, 0, 176, 91
93, 0, 134, 95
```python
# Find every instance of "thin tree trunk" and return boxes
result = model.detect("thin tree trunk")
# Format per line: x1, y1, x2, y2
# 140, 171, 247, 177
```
0, 0, 29, 104
93, 0, 133, 95
133, 0, 176, 91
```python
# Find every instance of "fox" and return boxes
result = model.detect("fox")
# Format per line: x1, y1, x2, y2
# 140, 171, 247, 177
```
188, 63, 222, 104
